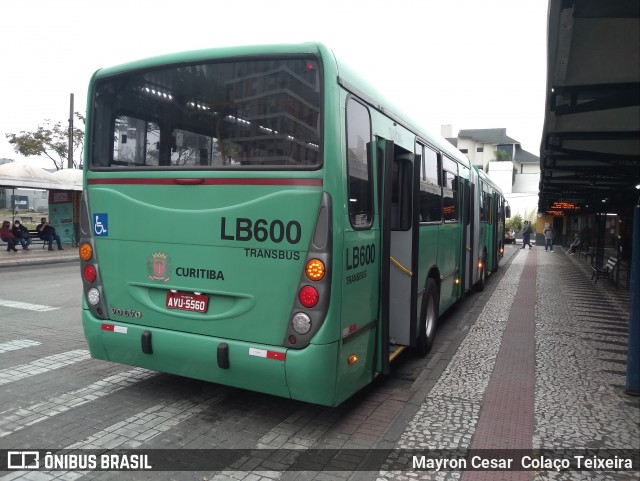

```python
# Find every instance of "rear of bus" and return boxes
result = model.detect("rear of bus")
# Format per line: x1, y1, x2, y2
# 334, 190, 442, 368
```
79, 44, 342, 405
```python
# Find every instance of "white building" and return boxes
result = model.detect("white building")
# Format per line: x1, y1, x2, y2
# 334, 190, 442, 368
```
443, 126, 540, 220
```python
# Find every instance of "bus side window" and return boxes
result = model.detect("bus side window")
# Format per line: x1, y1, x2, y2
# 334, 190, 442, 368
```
480, 189, 490, 223
390, 158, 412, 230
442, 156, 458, 223
346, 98, 373, 229
418, 146, 441, 223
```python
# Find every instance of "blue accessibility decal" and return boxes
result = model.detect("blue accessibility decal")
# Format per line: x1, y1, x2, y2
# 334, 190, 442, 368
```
93, 213, 108, 237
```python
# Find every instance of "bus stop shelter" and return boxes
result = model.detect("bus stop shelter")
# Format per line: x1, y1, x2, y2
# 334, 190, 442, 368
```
539, 0, 639, 394
0, 163, 82, 243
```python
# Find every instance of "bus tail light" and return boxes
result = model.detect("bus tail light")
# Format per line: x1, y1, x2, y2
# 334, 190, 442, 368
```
298, 286, 319, 308
87, 287, 100, 306
305, 259, 325, 281
84, 265, 97, 283
79, 242, 93, 261
291, 313, 312, 335
284, 193, 332, 349
79, 190, 109, 319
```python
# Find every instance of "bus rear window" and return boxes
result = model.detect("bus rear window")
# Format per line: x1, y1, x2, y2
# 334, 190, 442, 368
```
91, 57, 322, 170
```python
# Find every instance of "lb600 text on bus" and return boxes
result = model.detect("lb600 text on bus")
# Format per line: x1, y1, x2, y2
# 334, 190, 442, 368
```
220, 217, 302, 244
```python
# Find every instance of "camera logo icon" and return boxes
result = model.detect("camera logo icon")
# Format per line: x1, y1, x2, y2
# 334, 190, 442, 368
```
7, 451, 40, 469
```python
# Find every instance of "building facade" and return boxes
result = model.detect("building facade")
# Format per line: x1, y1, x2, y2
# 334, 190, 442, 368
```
443, 127, 540, 221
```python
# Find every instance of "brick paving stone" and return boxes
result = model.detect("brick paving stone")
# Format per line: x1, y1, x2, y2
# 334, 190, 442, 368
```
360, 248, 638, 481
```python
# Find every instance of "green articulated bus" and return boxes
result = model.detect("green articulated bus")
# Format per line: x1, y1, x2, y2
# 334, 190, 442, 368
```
79, 43, 508, 406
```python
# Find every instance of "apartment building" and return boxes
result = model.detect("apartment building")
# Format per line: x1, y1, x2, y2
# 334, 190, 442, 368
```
443, 126, 540, 219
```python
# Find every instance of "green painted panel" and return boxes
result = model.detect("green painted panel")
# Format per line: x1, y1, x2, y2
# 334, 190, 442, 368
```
83, 311, 290, 399
88, 184, 322, 346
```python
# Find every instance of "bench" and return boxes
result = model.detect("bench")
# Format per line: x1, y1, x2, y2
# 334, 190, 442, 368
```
28, 231, 47, 248
1, 231, 47, 249
591, 256, 618, 284
578, 246, 593, 262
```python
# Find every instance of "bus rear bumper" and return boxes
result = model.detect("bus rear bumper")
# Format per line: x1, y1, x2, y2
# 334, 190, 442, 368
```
82, 311, 340, 405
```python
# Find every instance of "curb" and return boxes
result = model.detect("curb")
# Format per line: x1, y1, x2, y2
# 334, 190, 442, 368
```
0, 256, 79, 269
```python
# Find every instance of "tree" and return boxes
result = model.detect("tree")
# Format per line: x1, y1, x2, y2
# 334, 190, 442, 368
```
495, 149, 511, 162
506, 213, 523, 232
523, 208, 538, 225
5, 112, 85, 170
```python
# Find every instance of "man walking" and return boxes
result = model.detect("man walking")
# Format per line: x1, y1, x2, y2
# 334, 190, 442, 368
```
521, 221, 533, 249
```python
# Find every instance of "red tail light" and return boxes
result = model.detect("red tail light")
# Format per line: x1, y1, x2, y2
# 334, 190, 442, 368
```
84, 265, 97, 283
298, 286, 319, 308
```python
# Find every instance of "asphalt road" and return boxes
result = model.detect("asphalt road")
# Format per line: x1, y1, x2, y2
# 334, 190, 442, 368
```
0, 246, 521, 480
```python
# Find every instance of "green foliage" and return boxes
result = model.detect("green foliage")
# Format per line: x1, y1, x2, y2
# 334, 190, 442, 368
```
506, 213, 523, 232
495, 150, 511, 161
506, 208, 537, 233
523, 208, 538, 224
5, 113, 85, 170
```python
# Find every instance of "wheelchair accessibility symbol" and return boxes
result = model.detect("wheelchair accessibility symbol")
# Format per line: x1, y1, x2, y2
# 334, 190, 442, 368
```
94, 213, 108, 236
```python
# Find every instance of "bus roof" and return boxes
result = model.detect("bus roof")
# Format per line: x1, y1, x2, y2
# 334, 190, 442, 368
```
329, 50, 470, 168
477, 168, 503, 193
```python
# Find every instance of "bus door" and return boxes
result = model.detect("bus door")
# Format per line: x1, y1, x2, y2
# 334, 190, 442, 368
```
462, 178, 473, 292
378, 138, 419, 374
467, 169, 481, 290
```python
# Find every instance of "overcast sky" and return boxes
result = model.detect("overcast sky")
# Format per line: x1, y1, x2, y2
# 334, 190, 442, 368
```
0, 0, 548, 168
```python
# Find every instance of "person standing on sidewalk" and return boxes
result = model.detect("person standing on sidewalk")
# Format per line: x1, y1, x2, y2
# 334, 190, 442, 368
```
544, 223, 555, 252
1, 220, 19, 252
521, 221, 533, 249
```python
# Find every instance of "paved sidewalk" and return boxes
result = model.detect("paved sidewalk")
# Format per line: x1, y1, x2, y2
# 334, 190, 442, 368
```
355, 247, 639, 481
0, 243, 79, 268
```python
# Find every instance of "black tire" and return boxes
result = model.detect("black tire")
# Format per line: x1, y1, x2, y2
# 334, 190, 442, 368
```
417, 278, 438, 356
475, 252, 488, 292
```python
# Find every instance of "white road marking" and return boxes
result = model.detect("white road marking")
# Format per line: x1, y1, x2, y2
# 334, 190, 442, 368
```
0, 367, 156, 437
0, 339, 41, 354
0, 299, 59, 312
0, 350, 90, 386
0, 391, 227, 481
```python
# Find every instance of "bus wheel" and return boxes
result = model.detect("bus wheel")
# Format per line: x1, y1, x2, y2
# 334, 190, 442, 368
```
476, 252, 488, 292
417, 279, 438, 356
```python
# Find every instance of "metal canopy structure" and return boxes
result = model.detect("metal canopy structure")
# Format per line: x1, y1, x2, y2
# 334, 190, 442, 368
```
539, 0, 640, 216
0, 163, 82, 191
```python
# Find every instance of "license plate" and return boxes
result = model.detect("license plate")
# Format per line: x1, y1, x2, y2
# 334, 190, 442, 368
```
165, 291, 209, 313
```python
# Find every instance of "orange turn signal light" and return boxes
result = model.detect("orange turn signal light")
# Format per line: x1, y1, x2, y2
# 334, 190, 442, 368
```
79, 243, 93, 261
348, 354, 358, 365
305, 259, 325, 281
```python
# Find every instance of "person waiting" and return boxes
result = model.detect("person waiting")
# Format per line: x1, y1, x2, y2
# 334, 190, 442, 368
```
36, 217, 64, 251
12, 219, 32, 250
1, 220, 19, 252
566, 233, 581, 255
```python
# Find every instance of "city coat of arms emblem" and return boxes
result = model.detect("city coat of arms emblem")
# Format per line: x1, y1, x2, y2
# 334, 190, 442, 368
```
147, 252, 171, 282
